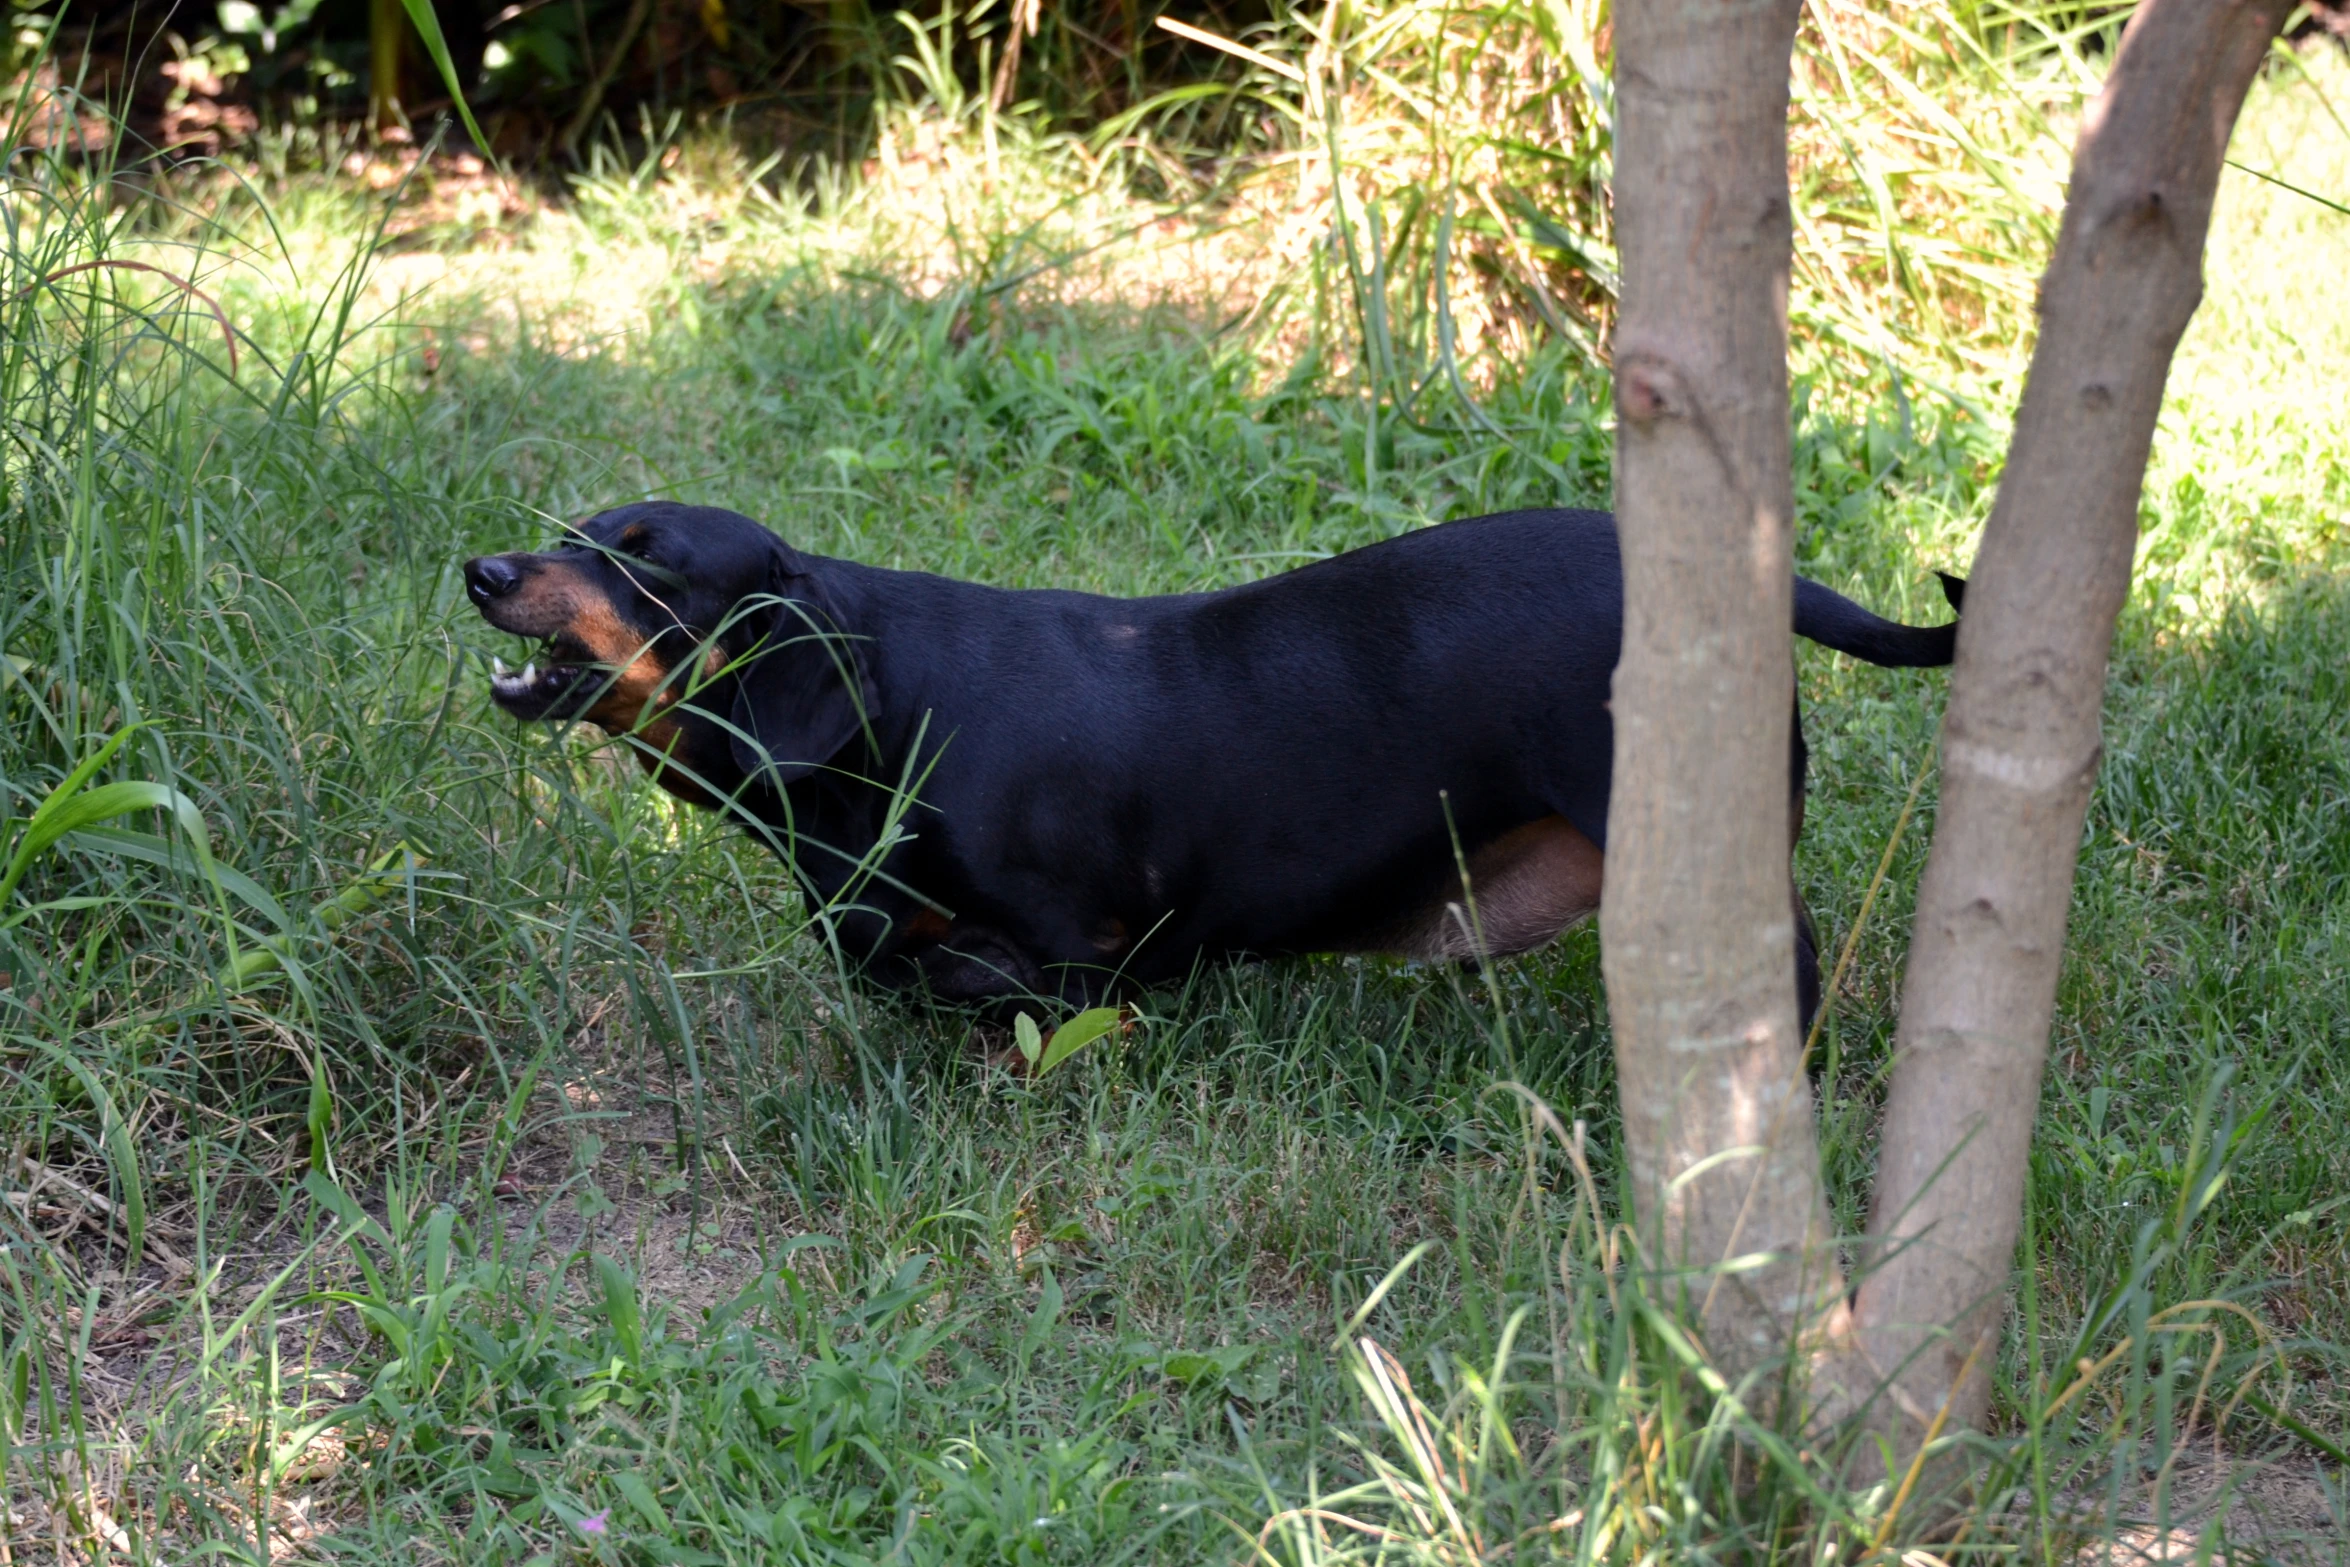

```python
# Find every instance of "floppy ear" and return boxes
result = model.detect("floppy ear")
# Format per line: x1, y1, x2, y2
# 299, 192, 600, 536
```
728, 547, 873, 788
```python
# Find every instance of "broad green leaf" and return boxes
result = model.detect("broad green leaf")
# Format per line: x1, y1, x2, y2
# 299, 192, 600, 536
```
594, 1253, 644, 1365
2, 731, 205, 907
303, 1169, 394, 1256
1038, 1006, 1123, 1074
1017, 1268, 1063, 1369
1163, 1344, 1256, 1387
423, 1202, 455, 1294
613, 1470, 670, 1530
307, 1053, 335, 1176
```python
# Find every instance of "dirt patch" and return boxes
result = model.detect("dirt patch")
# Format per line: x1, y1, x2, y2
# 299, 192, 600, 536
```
2, 1000, 821, 1561
481, 1031, 797, 1321
2048, 1445, 2346, 1565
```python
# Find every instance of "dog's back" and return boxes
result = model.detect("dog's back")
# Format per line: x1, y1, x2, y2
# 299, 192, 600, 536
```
466, 501, 1958, 1009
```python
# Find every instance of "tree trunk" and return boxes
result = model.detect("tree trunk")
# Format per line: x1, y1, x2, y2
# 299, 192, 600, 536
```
370, 0, 408, 140
1602, 0, 1840, 1380
559, 0, 658, 158
1603, 0, 2295, 1458
1830, 0, 2297, 1446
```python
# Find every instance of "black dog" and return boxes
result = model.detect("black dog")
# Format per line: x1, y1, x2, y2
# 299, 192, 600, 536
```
464, 503, 1959, 1020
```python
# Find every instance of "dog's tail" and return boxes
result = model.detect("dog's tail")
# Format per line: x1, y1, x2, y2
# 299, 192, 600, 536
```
1793, 571, 1966, 668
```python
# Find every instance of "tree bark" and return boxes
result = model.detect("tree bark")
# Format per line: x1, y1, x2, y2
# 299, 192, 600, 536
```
1603, 0, 1839, 1380
370, 0, 408, 140
1835, 0, 2297, 1445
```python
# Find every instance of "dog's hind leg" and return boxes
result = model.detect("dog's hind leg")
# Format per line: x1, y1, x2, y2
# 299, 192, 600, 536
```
1794, 892, 1821, 1043
1789, 699, 1823, 1045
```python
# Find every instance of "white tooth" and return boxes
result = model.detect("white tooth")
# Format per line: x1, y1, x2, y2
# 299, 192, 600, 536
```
523, 662, 537, 683
493, 656, 510, 676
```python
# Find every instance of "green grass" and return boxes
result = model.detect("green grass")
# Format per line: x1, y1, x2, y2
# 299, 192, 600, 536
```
2, 42, 2348, 1567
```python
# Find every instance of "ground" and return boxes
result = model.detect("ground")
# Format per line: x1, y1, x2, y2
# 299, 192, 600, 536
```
1, 42, 2347, 1567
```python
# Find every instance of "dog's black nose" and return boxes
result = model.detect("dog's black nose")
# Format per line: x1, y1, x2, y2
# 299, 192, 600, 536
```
465, 556, 522, 605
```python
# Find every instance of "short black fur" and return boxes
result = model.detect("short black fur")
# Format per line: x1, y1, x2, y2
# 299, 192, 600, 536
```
464, 503, 1961, 1021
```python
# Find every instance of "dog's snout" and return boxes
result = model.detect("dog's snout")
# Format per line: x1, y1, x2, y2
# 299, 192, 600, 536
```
465, 556, 522, 605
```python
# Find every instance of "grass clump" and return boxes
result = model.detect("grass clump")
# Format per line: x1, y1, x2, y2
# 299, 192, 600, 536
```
0, 31, 2347, 1567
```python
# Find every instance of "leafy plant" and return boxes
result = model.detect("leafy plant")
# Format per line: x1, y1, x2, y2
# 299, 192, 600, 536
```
1013, 1004, 1126, 1074
0, 725, 211, 919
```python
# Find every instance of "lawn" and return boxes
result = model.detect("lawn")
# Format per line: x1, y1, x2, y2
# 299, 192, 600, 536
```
1, 43, 2347, 1566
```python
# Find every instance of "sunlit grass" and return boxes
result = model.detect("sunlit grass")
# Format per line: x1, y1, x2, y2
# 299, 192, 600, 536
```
2149, 46, 2350, 620
1, 28, 2346, 1565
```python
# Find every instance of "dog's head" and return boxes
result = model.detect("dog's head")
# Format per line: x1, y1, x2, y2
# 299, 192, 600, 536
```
463, 502, 872, 795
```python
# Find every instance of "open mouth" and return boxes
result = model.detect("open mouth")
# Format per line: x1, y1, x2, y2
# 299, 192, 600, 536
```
487, 643, 607, 720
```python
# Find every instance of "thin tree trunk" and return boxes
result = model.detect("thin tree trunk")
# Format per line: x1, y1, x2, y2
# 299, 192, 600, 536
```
560, 0, 658, 158
370, 0, 408, 140
1603, 0, 1841, 1380
1835, 0, 2297, 1445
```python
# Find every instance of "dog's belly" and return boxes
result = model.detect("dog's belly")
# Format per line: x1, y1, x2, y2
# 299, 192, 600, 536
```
884, 811, 1604, 999
1351, 814, 1605, 962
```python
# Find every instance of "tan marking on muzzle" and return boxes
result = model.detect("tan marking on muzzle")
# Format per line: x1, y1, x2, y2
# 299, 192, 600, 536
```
590, 635, 735, 810
479, 558, 597, 641
624, 717, 720, 809
573, 597, 686, 731
900, 907, 953, 944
